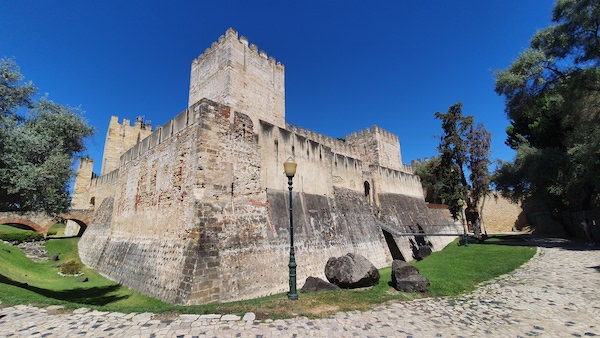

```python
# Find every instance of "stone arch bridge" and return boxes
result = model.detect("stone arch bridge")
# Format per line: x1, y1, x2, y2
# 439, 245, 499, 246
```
0, 209, 93, 235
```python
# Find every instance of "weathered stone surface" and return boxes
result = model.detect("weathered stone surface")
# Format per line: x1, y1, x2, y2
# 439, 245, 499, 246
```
16, 242, 48, 262
325, 253, 380, 288
391, 260, 430, 292
301, 276, 341, 293
77, 277, 89, 283
50, 253, 60, 261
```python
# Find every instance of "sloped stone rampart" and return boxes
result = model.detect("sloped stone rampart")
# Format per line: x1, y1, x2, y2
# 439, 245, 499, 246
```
377, 193, 461, 261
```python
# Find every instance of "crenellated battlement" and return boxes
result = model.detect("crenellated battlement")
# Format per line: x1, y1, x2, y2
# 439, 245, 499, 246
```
345, 125, 399, 143
410, 155, 439, 168
192, 28, 284, 70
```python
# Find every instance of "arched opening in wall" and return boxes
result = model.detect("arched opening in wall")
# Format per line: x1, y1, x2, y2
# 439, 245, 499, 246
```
382, 229, 405, 261
63, 219, 88, 237
90, 197, 95, 206
47, 221, 67, 238
292, 145, 295, 157
364, 181, 371, 199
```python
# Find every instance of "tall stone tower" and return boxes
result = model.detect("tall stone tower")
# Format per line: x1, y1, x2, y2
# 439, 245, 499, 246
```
100, 116, 153, 175
188, 28, 285, 131
71, 157, 95, 209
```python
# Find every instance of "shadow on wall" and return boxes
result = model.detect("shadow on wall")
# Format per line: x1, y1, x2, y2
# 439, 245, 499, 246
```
408, 224, 432, 261
381, 229, 404, 261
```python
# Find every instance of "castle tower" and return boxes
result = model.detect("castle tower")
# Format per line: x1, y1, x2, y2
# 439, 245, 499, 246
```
188, 28, 285, 130
101, 116, 153, 175
71, 157, 95, 209
346, 125, 403, 171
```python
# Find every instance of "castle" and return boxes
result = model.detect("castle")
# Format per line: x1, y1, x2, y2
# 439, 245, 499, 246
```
74, 28, 460, 305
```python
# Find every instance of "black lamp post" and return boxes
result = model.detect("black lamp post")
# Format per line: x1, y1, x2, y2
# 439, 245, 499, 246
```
283, 157, 298, 300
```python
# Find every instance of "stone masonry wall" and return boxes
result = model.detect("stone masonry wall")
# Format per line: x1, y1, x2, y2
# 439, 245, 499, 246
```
79, 99, 442, 305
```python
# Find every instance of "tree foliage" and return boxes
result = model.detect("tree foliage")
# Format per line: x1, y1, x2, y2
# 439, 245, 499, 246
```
493, 0, 600, 213
0, 58, 94, 214
416, 103, 491, 224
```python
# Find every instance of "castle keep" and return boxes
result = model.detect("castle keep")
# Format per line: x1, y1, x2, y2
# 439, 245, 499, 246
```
76, 28, 459, 305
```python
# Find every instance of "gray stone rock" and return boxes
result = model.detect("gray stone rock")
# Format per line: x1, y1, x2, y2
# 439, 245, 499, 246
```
77, 277, 88, 282
50, 253, 60, 261
391, 260, 430, 292
242, 312, 256, 321
301, 276, 341, 292
221, 314, 241, 321
325, 253, 380, 288
415, 246, 432, 261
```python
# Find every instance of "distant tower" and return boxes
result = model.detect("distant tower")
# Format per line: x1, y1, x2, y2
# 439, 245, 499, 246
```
346, 126, 403, 171
71, 157, 95, 210
188, 28, 285, 130
101, 116, 153, 175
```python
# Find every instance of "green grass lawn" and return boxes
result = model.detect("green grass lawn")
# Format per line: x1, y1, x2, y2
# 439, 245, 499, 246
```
414, 239, 536, 296
46, 223, 66, 237
0, 235, 536, 318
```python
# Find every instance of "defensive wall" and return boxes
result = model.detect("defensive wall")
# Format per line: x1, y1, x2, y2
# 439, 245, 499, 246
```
76, 28, 460, 305
79, 98, 458, 305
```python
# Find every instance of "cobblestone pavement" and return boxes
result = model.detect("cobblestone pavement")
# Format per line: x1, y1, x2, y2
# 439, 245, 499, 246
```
1, 237, 599, 337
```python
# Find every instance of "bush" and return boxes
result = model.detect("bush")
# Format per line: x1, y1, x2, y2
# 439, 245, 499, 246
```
0, 231, 45, 243
60, 259, 82, 275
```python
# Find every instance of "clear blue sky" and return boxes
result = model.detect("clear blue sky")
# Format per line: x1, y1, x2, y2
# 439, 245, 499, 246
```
1, 0, 555, 175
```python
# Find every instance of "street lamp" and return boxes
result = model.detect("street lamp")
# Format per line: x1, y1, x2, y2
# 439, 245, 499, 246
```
283, 157, 298, 300
458, 199, 468, 247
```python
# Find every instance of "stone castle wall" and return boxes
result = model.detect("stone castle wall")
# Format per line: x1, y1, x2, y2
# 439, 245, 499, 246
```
79, 99, 408, 304
76, 28, 460, 305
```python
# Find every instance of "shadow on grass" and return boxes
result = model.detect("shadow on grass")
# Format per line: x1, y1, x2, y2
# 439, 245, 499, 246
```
0, 273, 129, 306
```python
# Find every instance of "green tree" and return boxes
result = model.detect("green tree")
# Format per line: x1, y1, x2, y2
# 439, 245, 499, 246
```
434, 103, 472, 219
0, 58, 94, 214
414, 157, 443, 204
416, 103, 492, 232
494, 0, 600, 217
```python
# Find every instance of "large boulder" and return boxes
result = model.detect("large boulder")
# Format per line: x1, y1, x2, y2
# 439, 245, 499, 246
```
325, 253, 380, 288
391, 260, 430, 292
414, 246, 432, 261
301, 276, 341, 293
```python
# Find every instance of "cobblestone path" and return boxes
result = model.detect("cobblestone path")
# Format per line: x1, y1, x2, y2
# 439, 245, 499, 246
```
1, 237, 598, 337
